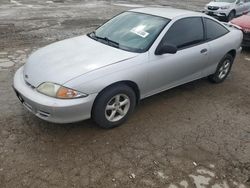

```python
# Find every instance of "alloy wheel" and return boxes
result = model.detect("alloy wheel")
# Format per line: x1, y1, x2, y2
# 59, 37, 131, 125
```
218, 59, 231, 79
105, 94, 130, 122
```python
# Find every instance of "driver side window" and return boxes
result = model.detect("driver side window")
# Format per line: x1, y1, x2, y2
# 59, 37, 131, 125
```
159, 17, 205, 50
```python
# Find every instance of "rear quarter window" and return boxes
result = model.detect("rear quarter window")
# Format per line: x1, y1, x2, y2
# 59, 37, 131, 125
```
204, 18, 229, 41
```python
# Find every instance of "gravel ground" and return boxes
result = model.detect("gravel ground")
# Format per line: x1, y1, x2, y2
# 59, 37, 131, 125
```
0, 0, 250, 187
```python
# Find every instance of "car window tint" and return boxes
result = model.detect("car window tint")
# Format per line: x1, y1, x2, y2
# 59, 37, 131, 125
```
161, 17, 204, 49
204, 18, 229, 41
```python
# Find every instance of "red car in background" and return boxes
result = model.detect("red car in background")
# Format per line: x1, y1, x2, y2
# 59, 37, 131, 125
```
231, 12, 250, 47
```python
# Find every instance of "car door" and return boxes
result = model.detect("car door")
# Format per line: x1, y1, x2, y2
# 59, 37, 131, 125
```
235, 0, 246, 15
145, 17, 209, 96
203, 17, 232, 75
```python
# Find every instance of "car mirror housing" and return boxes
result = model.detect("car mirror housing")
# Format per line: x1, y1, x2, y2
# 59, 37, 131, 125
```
155, 43, 178, 55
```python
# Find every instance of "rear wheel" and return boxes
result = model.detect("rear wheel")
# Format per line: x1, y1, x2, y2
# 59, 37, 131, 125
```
92, 84, 136, 129
208, 54, 234, 83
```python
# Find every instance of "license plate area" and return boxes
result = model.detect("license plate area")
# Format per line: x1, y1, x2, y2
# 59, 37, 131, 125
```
13, 88, 34, 112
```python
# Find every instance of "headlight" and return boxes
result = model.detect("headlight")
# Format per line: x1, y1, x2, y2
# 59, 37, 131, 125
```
220, 6, 230, 9
37, 82, 88, 99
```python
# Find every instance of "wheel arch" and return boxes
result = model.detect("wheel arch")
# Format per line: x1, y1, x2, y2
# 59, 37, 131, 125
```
227, 49, 236, 60
227, 9, 236, 19
91, 80, 141, 115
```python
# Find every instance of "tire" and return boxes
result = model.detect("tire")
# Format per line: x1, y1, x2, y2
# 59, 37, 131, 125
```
227, 10, 235, 22
92, 84, 136, 129
208, 54, 234, 83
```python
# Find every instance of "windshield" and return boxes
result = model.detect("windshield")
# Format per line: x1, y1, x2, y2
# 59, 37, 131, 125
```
88, 11, 170, 53
214, 0, 236, 3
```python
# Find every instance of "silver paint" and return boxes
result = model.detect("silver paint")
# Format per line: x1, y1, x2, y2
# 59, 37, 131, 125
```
13, 8, 243, 123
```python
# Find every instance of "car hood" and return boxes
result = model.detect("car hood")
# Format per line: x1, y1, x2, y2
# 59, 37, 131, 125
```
231, 15, 250, 29
23, 35, 138, 87
207, 2, 231, 7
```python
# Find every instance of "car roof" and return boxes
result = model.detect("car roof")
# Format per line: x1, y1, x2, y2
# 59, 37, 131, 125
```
129, 7, 204, 19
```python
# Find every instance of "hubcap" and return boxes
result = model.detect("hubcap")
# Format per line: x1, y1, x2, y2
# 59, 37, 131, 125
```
218, 60, 231, 79
105, 94, 130, 122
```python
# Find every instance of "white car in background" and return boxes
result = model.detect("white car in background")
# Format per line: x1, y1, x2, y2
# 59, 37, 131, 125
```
204, 0, 250, 21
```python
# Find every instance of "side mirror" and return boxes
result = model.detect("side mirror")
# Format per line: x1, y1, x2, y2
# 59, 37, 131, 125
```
155, 43, 178, 55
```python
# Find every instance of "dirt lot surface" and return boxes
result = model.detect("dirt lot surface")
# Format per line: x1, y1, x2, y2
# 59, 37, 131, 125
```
0, 0, 250, 187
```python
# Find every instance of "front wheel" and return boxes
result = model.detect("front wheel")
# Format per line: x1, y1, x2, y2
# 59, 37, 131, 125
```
227, 11, 235, 22
208, 54, 234, 83
92, 84, 136, 129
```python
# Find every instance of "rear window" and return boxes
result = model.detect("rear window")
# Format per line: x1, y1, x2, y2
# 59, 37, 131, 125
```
204, 18, 229, 41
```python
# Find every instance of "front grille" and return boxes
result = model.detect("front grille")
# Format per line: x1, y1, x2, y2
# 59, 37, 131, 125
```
208, 6, 219, 10
23, 102, 32, 111
37, 110, 50, 118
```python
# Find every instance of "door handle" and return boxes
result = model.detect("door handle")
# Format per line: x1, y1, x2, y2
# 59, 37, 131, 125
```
200, 49, 208, 54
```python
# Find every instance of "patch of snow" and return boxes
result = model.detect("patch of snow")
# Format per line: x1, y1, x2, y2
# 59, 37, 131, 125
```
157, 171, 168, 180
180, 180, 189, 188
197, 168, 215, 177
189, 174, 211, 188
212, 181, 229, 188
0, 61, 14, 68
0, 52, 8, 56
10, 0, 22, 6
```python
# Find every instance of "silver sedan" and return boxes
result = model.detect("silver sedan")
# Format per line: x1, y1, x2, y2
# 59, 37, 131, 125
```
13, 8, 243, 128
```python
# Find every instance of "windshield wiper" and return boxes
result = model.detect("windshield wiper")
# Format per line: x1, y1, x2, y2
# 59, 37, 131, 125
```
88, 31, 120, 48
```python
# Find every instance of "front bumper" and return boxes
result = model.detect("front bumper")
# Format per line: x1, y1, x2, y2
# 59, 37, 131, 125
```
13, 67, 98, 123
204, 8, 230, 18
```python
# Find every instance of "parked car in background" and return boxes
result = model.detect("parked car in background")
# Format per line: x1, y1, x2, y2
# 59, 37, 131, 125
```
204, 0, 250, 21
231, 12, 250, 46
13, 8, 243, 129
